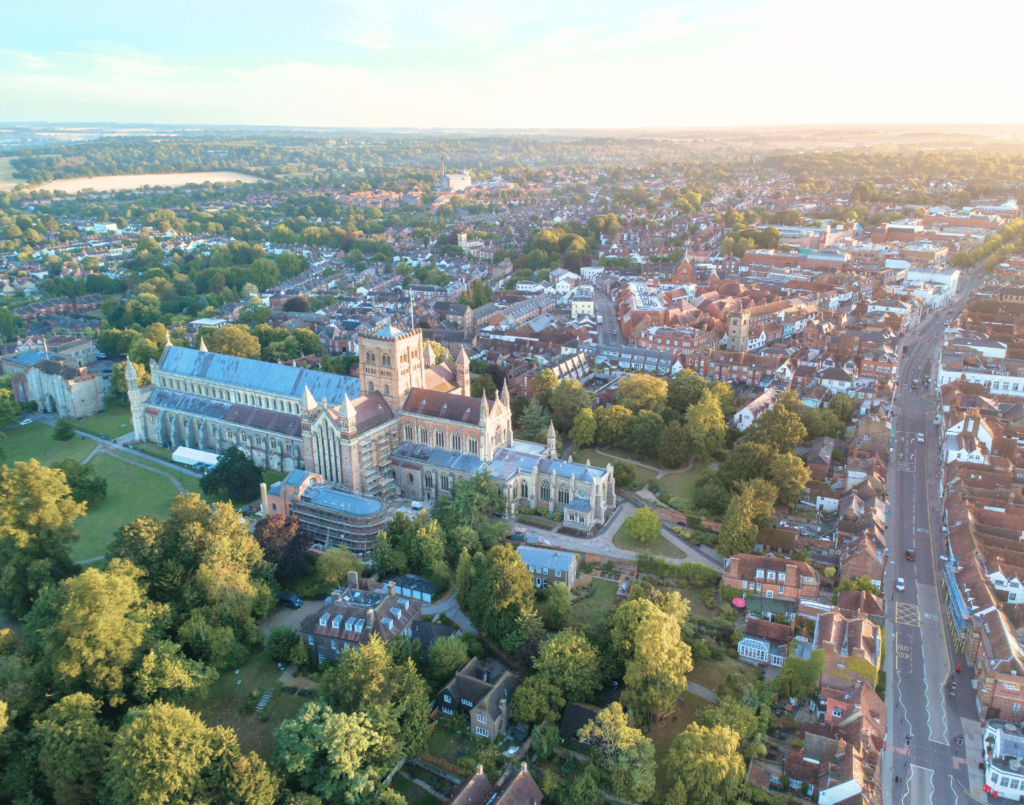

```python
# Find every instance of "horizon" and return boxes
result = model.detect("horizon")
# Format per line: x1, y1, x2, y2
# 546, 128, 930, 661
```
3, 0, 1023, 129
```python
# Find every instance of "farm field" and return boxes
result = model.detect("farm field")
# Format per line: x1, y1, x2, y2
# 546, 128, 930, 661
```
0, 157, 18, 189
37, 171, 261, 193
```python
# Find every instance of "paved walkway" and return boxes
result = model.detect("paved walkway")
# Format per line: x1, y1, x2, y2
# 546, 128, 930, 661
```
423, 594, 476, 634
687, 682, 718, 704
74, 430, 203, 478
592, 447, 696, 479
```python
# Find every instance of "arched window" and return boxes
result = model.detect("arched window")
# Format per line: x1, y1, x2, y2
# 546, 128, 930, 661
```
540, 481, 551, 501
404, 424, 414, 441
368, 382, 374, 392
451, 431, 462, 453
468, 435, 478, 456
435, 429, 445, 448
419, 426, 428, 444
384, 385, 390, 396
441, 474, 451, 492
558, 485, 570, 504
369, 353, 376, 364
520, 480, 528, 498
425, 473, 434, 488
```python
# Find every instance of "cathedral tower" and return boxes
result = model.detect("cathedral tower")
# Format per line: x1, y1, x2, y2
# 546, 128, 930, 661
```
358, 325, 425, 412
125, 359, 146, 441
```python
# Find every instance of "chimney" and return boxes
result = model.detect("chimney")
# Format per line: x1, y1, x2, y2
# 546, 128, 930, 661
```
388, 581, 396, 596
347, 569, 359, 589
365, 607, 375, 629
259, 483, 269, 515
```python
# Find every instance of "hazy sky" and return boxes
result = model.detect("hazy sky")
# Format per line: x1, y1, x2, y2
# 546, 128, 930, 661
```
2, 0, 1021, 128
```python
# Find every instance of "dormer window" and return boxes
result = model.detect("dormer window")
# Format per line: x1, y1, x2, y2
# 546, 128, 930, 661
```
319, 613, 329, 627
755, 569, 765, 579
332, 614, 343, 630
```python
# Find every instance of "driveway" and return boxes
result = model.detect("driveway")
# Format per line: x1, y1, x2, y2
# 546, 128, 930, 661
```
261, 600, 319, 635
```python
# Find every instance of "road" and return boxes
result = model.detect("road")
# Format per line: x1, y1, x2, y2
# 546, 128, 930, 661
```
885, 271, 982, 805
592, 288, 621, 346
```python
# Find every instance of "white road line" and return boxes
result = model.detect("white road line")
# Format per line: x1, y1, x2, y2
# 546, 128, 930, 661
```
950, 775, 959, 805
901, 764, 914, 805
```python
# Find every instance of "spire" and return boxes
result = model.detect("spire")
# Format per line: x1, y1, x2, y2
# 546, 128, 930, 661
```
302, 385, 317, 410
480, 389, 489, 422
124, 359, 138, 381
198, 337, 208, 353
546, 420, 557, 458
165, 331, 172, 347
455, 344, 470, 368
423, 340, 435, 368
341, 391, 358, 421
500, 378, 510, 407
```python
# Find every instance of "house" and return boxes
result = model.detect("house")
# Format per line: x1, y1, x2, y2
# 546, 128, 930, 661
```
722, 554, 820, 614
449, 763, 544, 805
516, 546, 578, 590
299, 572, 421, 665
559, 702, 601, 746
737, 615, 793, 668
982, 720, 1024, 799
410, 618, 460, 660
438, 658, 520, 741
815, 610, 882, 691
807, 436, 837, 481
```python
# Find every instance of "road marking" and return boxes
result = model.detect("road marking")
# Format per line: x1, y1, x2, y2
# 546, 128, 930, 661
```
897, 603, 921, 626
899, 462, 917, 473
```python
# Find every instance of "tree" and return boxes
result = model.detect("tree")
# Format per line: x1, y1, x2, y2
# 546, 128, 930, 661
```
0, 389, 18, 431
53, 417, 76, 441
532, 723, 561, 761
696, 695, 763, 760
516, 397, 553, 442
267, 626, 302, 664
128, 335, 161, 366
41, 562, 150, 707
254, 514, 308, 581
621, 607, 693, 722
829, 392, 854, 424
534, 629, 602, 702
51, 459, 108, 506
455, 548, 475, 612
568, 407, 596, 448
767, 451, 811, 509
103, 702, 227, 805
682, 389, 725, 461
202, 324, 261, 360
33, 692, 112, 805
577, 702, 657, 803
199, 446, 263, 503
532, 369, 558, 406
834, 576, 882, 599
549, 379, 591, 433
595, 405, 632, 446
625, 411, 665, 458
539, 582, 573, 630
314, 548, 363, 594
717, 479, 777, 557
658, 421, 688, 469
425, 340, 450, 363
283, 296, 311, 312
610, 459, 635, 490
616, 373, 667, 413
622, 507, 661, 544
510, 674, 567, 725
107, 361, 150, 405
0, 459, 86, 618
427, 635, 468, 685
664, 724, 745, 805
746, 404, 807, 453
467, 544, 535, 651
238, 301, 271, 326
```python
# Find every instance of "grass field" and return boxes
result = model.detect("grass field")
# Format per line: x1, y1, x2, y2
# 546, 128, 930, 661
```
658, 462, 706, 503
0, 423, 95, 465
648, 691, 707, 793
613, 526, 685, 559
575, 448, 659, 488
72, 453, 186, 560
76, 406, 134, 438
390, 776, 442, 805
0, 157, 18, 189
572, 577, 619, 627
190, 649, 306, 760
688, 655, 758, 694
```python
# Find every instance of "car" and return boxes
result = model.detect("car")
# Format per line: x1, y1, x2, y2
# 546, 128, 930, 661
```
20, 419, 31, 426
276, 591, 303, 609
95, 352, 106, 359
896, 577, 906, 592
906, 549, 916, 561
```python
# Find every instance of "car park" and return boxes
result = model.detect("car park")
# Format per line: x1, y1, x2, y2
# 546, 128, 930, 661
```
896, 577, 906, 592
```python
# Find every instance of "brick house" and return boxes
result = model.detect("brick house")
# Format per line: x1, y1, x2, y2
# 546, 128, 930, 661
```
299, 572, 420, 665
516, 546, 578, 590
438, 658, 520, 741
815, 610, 882, 691
722, 554, 819, 614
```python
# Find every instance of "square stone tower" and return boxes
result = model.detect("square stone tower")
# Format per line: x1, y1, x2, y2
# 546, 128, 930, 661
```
358, 324, 425, 412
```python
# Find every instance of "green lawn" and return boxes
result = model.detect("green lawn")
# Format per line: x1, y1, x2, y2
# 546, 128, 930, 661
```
572, 577, 619, 627
76, 406, 134, 438
688, 655, 758, 694
648, 691, 706, 793
190, 648, 306, 760
390, 776, 442, 805
658, 462, 706, 504
1, 423, 96, 466
132, 442, 176, 463
72, 453, 186, 560
613, 526, 685, 559
575, 448, 658, 488
425, 722, 477, 765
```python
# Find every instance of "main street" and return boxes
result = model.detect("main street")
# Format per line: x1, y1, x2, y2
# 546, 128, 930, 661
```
885, 272, 983, 805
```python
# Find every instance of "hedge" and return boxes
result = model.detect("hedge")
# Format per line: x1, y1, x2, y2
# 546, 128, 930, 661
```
636, 555, 719, 588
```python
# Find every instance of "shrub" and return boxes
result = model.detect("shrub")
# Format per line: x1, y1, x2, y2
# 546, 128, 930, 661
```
243, 688, 261, 714
579, 561, 594, 574
553, 513, 563, 523
266, 626, 301, 663
686, 514, 702, 528
657, 491, 671, 504
602, 561, 616, 572
726, 648, 739, 659
462, 635, 485, 659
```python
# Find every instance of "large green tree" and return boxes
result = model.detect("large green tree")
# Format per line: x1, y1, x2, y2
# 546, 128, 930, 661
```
595, 405, 633, 446
52, 458, 108, 506
0, 459, 86, 618
201, 324, 261, 360
616, 373, 667, 413
746, 403, 807, 453
622, 507, 661, 544
667, 370, 707, 415
717, 479, 778, 557
682, 389, 726, 461
467, 544, 535, 651
550, 379, 592, 433
577, 702, 657, 803
569, 407, 596, 448
534, 629, 602, 703
33, 692, 112, 805
199, 446, 264, 503
664, 724, 746, 805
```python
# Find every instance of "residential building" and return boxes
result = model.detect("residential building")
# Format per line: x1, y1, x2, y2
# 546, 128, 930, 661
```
438, 658, 520, 741
516, 546, 578, 590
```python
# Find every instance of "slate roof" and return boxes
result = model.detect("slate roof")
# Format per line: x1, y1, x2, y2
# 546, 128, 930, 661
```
404, 388, 481, 423
146, 388, 303, 437
516, 547, 576, 573
158, 345, 360, 403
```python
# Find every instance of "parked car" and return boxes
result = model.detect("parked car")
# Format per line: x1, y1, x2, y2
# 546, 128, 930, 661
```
896, 577, 906, 592
20, 419, 32, 426
276, 591, 303, 609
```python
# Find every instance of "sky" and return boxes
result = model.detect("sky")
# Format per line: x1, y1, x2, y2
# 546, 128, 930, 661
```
2, 0, 1022, 129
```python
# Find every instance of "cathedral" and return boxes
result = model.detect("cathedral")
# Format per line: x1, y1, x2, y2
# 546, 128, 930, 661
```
127, 325, 615, 528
